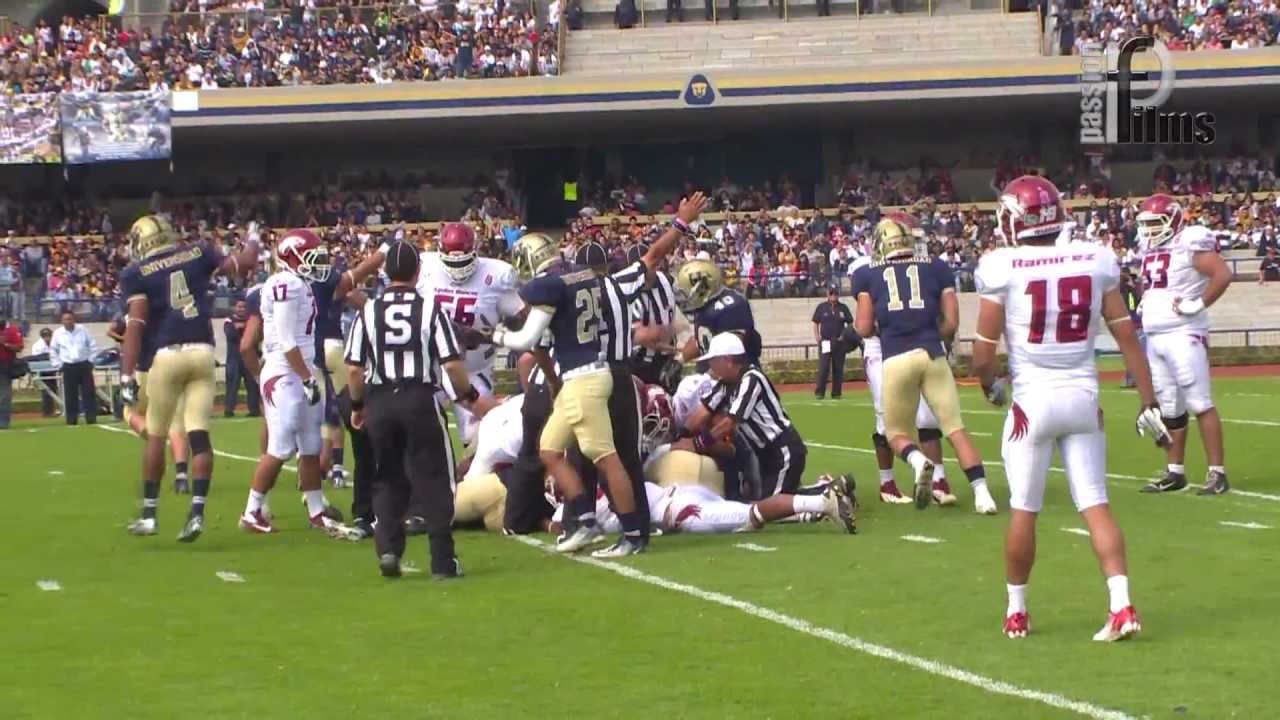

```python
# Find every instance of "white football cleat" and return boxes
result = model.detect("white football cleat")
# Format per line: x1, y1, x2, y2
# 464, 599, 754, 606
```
1092, 606, 1142, 642
555, 524, 604, 553
879, 481, 914, 504
973, 484, 999, 515
239, 510, 277, 534
127, 517, 157, 536
931, 478, 958, 506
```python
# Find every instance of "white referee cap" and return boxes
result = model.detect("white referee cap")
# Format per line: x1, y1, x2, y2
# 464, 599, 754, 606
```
696, 332, 746, 362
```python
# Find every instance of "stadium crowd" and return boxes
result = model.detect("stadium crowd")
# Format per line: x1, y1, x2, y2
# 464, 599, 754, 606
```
1060, 0, 1280, 55
1, 2, 558, 94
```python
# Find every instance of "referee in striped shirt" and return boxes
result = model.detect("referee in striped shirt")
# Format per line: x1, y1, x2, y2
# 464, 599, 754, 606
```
625, 243, 680, 390
692, 332, 821, 497
345, 242, 496, 580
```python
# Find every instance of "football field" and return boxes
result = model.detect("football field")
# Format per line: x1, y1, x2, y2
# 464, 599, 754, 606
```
4, 373, 1279, 719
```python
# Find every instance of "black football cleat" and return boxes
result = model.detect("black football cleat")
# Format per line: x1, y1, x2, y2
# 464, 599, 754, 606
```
379, 554, 402, 578
176, 514, 204, 543
405, 516, 428, 536
1197, 470, 1230, 496
1140, 471, 1187, 493
431, 557, 464, 580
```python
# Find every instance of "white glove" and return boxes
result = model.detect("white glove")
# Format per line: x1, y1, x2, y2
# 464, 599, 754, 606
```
120, 375, 139, 406
1136, 405, 1171, 448
1174, 297, 1205, 316
377, 241, 392, 257
302, 376, 322, 406
982, 377, 1009, 407
492, 326, 508, 348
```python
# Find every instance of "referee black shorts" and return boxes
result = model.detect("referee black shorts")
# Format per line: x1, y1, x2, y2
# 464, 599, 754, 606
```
758, 428, 807, 496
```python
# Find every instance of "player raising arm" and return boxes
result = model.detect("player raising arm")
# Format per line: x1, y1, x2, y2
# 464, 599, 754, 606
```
120, 215, 260, 542
971, 175, 1169, 642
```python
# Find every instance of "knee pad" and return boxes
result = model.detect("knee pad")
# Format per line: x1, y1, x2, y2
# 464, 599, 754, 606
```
1164, 412, 1189, 431
871, 432, 889, 450
187, 430, 212, 455
918, 427, 942, 443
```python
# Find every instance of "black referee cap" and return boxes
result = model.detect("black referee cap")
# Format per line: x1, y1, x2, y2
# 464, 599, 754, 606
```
575, 241, 608, 268
625, 243, 650, 264
384, 241, 420, 282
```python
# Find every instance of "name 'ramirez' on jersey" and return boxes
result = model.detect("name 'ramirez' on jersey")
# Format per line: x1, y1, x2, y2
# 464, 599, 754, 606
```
851, 255, 955, 360
519, 266, 608, 372
120, 243, 223, 349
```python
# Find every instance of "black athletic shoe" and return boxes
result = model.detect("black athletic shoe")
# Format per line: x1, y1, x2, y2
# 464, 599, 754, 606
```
1140, 471, 1187, 493
405, 516, 429, 536
174, 474, 190, 495
352, 518, 375, 540
379, 554, 402, 578
1197, 470, 1230, 496
591, 535, 648, 558
176, 514, 203, 543
431, 557, 464, 580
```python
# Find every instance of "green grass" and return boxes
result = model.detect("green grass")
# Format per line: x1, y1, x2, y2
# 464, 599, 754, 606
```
3, 376, 1280, 719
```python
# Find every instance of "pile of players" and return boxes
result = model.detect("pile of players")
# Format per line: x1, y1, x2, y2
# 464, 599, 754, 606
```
113, 169, 1232, 643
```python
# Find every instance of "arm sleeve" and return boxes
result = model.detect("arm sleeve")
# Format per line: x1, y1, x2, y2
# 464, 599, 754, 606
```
609, 260, 648, 302
498, 306, 554, 352
811, 305, 822, 323
974, 252, 1010, 304
519, 274, 562, 308
850, 266, 868, 297
87, 331, 98, 355
430, 304, 462, 365
701, 382, 728, 413
1097, 246, 1123, 293
728, 372, 761, 421
933, 258, 956, 292
120, 268, 145, 304
1183, 225, 1218, 253
343, 309, 366, 366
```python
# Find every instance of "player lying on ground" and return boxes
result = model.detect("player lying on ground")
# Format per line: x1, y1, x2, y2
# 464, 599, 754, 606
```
974, 175, 1170, 642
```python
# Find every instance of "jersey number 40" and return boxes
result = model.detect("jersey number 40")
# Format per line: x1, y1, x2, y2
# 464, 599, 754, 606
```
1025, 275, 1091, 344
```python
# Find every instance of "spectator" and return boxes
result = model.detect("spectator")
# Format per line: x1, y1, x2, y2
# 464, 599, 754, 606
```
50, 309, 98, 425
812, 287, 853, 399
0, 258, 21, 321
222, 298, 260, 417
0, 312, 21, 429
1260, 246, 1280, 284
29, 327, 59, 417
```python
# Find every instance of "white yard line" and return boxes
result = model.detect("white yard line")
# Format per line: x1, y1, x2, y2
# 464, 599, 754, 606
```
900, 535, 945, 544
1219, 521, 1272, 530
215, 571, 246, 583
96, 425, 297, 473
1061, 528, 1091, 537
511, 535, 1136, 720
36, 580, 62, 591
807, 441, 1280, 504
733, 542, 777, 553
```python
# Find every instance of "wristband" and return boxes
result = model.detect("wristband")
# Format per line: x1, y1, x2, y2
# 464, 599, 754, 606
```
493, 327, 507, 347
350, 398, 365, 411
671, 217, 692, 235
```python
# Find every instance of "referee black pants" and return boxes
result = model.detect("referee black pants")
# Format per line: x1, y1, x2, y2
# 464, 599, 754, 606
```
336, 389, 376, 522
62, 361, 96, 425
758, 428, 809, 496
365, 384, 456, 568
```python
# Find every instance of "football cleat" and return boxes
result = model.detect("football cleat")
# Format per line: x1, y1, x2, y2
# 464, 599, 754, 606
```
431, 557, 464, 580
1004, 612, 1031, 639
405, 516, 428, 536
824, 475, 857, 534
127, 517, 157, 536
1092, 606, 1142, 642
973, 484, 999, 515
591, 536, 649, 558
321, 503, 344, 523
330, 465, 347, 490
309, 513, 342, 531
932, 478, 958, 506
238, 510, 277, 534
1197, 469, 1229, 496
1140, 470, 1187, 493
173, 473, 190, 495
879, 481, 913, 505
176, 514, 204, 543
912, 458, 936, 510
555, 524, 604, 554
379, 553, 402, 579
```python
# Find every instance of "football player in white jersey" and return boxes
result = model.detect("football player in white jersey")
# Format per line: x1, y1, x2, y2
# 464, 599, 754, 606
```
1134, 194, 1233, 495
852, 211, 995, 513
973, 176, 1170, 642
238, 230, 377, 533
368, 223, 523, 447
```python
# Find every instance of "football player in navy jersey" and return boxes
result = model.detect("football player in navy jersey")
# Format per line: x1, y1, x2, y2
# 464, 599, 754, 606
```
852, 219, 993, 512
119, 215, 261, 542
674, 259, 762, 367
491, 233, 649, 555
312, 254, 350, 488
112, 313, 191, 494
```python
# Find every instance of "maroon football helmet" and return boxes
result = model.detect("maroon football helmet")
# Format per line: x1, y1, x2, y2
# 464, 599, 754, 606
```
1136, 193, 1185, 248
276, 229, 331, 282
996, 175, 1067, 245
638, 382, 674, 455
439, 222, 478, 283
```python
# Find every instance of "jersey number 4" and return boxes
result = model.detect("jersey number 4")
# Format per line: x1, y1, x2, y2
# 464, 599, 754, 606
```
1025, 275, 1091, 344
883, 266, 925, 312
169, 273, 199, 320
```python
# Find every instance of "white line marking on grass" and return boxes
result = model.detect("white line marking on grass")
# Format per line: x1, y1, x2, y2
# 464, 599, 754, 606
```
734, 542, 777, 552
47, 470, 63, 476
1061, 528, 1091, 537
900, 534, 944, 544
215, 571, 246, 583
970, 431, 993, 437
401, 562, 423, 574
36, 580, 62, 591
96, 425, 297, 473
511, 535, 1136, 720
807, 442, 1280, 503
1219, 521, 1272, 530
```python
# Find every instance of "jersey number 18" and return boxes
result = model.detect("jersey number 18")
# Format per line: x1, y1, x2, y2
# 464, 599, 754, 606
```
1025, 275, 1092, 344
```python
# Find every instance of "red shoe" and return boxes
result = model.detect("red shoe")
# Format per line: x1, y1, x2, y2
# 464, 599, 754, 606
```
932, 478, 958, 506
239, 510, 276, 534
1093, 606, 1141, 642
879, 481, 913, 505
1004, 611, 1030, 639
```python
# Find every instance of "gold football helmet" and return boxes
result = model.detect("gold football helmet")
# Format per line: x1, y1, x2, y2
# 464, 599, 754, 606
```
673, 258, 724, 314
873, 218, 916, 262
510, 232, 560, 279
128, 215, 178, 258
